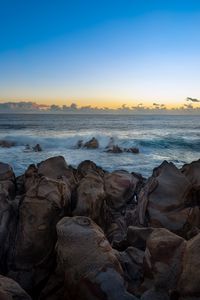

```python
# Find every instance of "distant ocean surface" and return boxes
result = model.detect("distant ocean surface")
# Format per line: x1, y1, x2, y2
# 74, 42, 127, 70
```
0, 113, 199, 177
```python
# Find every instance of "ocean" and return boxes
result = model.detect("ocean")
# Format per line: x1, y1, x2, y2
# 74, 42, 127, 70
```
0, 113, 199, 178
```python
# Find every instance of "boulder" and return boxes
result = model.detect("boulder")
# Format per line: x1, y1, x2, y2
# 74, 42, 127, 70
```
56, 216, 138, 300
144, 228, 186, 291
38, 156, 77, 187
8, 165, 71, 295
72, 172, 106, 227
76, 160, 105, 179
0, 140, 15, 148
83, 137, 99, 149
125, 147, 139, 154
0, 275, 31, 300
33, 143, 42, 152
137, 161, 200, 235
0, 163, 16, 273
106, 145, 123, 153
105, 171, 139, 210
177, 233, 200, 297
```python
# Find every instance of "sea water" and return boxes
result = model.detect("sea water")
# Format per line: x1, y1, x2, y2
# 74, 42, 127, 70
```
0, 113, 199, 178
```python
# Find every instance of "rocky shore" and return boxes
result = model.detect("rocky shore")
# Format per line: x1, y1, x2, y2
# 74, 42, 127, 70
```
0, 156, 200, 300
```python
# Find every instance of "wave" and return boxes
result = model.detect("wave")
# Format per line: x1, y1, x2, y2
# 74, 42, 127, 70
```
0, 134, 199, 153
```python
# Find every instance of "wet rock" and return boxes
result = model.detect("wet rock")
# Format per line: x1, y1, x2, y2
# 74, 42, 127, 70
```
0, 140, 15, 148
0, 275, 31, 300
83, 137, 99, 149
125, 147, 139, 154
33, 143, 42, 152
106, 145, 123, 153
56, 216, 138, 300
76, 139, 83, 148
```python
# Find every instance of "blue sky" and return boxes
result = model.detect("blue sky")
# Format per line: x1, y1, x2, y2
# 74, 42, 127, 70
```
1, 0, 200, 107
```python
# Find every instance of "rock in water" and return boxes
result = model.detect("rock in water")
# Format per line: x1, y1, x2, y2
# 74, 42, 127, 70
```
83, 137, 99, 149
56, 216, 138, 300
0, 275, 31, 300
33, 143, 42, 152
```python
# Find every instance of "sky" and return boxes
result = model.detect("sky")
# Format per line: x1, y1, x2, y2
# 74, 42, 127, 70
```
1, 0, 200, 108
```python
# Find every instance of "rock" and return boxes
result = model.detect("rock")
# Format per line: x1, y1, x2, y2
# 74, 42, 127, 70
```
83, 137, 99, 149
33, 143, 42, 152
106, 145, 123, 153
0, 275, 31, 300
76, 160, 105, 179
177, 233, 200, 297
137, 161, 200, 236
72, 172, 106, 227
0, 140, 15, 148
141, 288, 170, 300
125, 147, 139, 154
127, 226, 154, 251
118, 246, 145, 294
104, 171, 140, 245
144, 228, 186, 291
56, 216, 138, 300
0, 163, 16, 273
105, 171, 139, 210
76, 139, 83, 148
38, 156, 76, 187
7, 164, 71, 295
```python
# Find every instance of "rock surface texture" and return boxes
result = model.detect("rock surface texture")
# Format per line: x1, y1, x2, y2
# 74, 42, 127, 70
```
0, 156, 199, 299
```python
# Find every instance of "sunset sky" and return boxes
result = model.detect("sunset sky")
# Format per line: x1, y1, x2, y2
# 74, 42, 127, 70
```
1, 0, 200, 108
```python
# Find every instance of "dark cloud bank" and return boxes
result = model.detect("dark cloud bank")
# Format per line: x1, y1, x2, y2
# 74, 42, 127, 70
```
0, 100, 199, 114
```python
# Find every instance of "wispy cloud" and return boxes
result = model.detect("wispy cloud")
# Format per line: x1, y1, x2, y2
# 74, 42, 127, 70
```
186, 97, 200, 103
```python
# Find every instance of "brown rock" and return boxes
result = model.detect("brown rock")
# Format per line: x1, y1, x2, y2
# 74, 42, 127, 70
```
72, 172, 106, 227
8, 166, 71, 295
0, 140, 15, 148
56, 216, 138, 300
137, 161, 200, 235
76, 160, 105, 179
106, 145, 123, 153
0, 163, 16, 273
83, 137, 99, 149
105, 171, 139, 209
144, 228, 186, 291
178, 233, 200, 297
0, 275, 31, 300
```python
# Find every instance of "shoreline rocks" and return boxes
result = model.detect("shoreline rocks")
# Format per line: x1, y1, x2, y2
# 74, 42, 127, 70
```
0, 156, 199, 299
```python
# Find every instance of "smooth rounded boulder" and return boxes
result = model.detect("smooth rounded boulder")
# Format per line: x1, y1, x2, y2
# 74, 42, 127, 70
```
56, 216, 138, 300
8, 166, 71, 295
0, 275, 31, 300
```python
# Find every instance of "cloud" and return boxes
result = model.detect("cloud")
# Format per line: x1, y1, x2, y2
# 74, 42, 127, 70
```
186, 97, 200, 103
0, 100, 199, 114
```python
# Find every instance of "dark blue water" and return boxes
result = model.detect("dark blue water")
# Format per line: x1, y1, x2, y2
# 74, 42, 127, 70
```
0, 113, 199, 177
